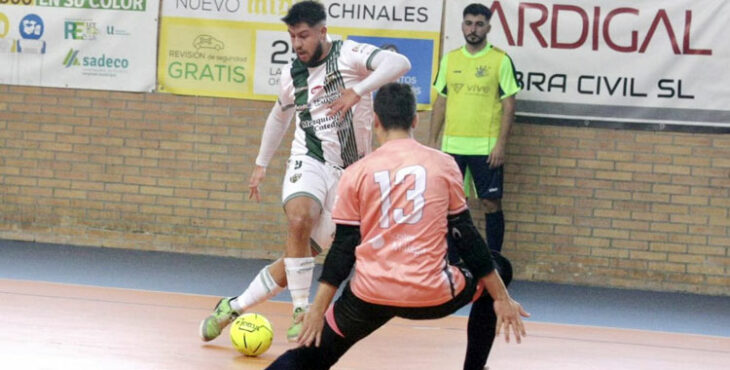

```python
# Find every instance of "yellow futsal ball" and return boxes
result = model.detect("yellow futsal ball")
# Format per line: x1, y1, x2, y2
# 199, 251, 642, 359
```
229, 313, 274, 356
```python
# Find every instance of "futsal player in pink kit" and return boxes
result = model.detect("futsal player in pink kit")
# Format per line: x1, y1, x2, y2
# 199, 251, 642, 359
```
267, 83, 528, 369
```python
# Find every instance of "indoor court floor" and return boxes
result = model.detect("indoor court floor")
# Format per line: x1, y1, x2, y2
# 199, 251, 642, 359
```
1, 240, 728, 369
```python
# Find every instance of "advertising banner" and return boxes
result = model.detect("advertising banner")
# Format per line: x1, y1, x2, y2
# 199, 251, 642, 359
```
158, 0, 443, 108
0, 0, 159, 92
443, 0, 730, 128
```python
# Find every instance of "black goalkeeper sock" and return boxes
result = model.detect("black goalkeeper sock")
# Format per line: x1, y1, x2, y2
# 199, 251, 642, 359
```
463, 294, 497, 370
485, 211, 504, 252
462, 253, 512, 370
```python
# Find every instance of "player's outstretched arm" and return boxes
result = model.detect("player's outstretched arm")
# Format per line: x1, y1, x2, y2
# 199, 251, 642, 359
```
327, 88, 361, 120
297, 282, 337, 347
249, 101, 295, 202
480, 271, 530, 343
248, 165, 267, 202
254, 101, 295, 168
328, 50, 411, 118
447, 209, 530, 342
297, 224, 360, 346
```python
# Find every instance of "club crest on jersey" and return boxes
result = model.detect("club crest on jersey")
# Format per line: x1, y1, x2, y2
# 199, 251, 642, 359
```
324, 72, 338, 86
290, 173, 302, 183
475, 65, 488, 78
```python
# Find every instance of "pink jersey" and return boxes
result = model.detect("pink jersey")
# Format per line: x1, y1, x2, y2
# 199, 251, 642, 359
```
332, 138, 469, 307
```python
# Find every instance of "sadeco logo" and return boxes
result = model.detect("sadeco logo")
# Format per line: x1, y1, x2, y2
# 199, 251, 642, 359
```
63, 49, 129, 69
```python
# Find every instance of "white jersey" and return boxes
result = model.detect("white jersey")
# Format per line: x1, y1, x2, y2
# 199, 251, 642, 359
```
278, 40, 381, 168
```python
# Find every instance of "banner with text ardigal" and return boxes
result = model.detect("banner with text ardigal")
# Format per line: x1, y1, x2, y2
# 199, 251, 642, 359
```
442, 0, 730, 128
0, 0, 159, 92
158, 0, 443, 108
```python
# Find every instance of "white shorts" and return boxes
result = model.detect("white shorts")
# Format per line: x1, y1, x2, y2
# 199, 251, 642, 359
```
281, 155, 342, 253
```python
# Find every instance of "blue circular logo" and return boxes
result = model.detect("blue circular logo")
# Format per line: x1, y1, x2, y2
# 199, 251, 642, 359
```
19, 14, 44, 40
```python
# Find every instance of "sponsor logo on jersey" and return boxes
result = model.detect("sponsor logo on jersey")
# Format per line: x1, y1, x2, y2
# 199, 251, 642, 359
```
311, 85, 323, 96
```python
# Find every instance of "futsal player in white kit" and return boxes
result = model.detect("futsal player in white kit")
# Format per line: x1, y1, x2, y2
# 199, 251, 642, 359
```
199, 0, 411, 342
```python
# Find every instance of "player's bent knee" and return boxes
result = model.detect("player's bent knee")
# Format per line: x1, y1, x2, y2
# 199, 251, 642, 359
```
287, 214, 317, 235
481, 199, 501, 213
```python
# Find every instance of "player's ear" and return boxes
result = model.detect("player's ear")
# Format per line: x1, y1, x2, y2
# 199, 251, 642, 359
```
411, 114, 418, 129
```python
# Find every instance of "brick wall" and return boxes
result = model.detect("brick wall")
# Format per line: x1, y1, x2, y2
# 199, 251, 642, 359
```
0, 85, 289, 258
495, 124, 729, 295
1, 84, 728, 295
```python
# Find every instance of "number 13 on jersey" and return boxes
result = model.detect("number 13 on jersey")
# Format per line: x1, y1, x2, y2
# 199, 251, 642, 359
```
373, 165, 426, 228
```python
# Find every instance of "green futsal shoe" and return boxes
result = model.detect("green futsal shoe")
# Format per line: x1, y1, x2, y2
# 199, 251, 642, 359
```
199, 297, 239, 342
286, 306, 307, 342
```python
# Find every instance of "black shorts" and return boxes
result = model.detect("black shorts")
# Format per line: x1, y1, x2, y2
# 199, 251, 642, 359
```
449, 154, 503, 199
331, 268, 479, 334
266, 268, 478, 370
266, 253, 512, 370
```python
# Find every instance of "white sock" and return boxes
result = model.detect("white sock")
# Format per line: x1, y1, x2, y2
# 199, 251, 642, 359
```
231, 264, 284, 313
283, 257, 315, 310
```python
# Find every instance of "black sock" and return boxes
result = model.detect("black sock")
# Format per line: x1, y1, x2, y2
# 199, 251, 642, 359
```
485, 211, 504, 252
463, 253, 512, 370
464, 294, 496, 370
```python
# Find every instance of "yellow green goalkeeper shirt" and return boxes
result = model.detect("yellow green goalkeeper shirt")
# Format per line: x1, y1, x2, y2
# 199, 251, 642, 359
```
433, 44, 520, 155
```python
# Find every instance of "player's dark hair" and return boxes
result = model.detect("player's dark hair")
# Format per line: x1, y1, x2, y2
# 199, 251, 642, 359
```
282, 1, 326, 27
463, 3, 492, 20
374, 83, 416, 131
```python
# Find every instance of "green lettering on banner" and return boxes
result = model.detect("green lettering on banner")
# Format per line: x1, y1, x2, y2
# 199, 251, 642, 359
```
36, 0, 146, 11
167, 61, 246, 84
